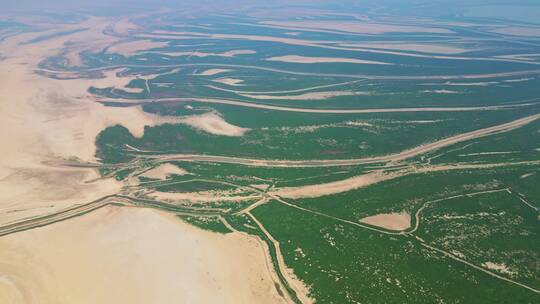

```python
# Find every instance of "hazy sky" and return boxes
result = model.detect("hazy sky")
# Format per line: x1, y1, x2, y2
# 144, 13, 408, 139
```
4, 0, 537, 11
2, 0, 332, 10
2, 0, 540, 25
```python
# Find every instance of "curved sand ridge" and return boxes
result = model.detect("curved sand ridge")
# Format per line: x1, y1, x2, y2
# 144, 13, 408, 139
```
270, 161, 540, 199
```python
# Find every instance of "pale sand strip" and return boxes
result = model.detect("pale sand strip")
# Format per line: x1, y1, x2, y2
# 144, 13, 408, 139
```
272, 171, 395, 198
160, 49, 255, 57
194, 68, 231, 76
246, 212, 314, 304
266, 55, 390, 65
208, 79, 365, 95
101, 95, 540, 114
148, 188, 261, 203
240, 91, 365, 100
213, 78, 244, 86
259, 20, 453, 34
271, 161, 540, 199
491, 27, 540, 37
339, 42, 469, 54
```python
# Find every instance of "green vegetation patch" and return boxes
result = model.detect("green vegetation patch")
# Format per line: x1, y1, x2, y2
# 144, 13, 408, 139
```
253, 201, 540, 303
177, 215, 232, 234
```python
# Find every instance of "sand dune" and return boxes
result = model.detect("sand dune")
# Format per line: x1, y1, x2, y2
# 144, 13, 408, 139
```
180, 112, 250, 136
140, 163, 189, 180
